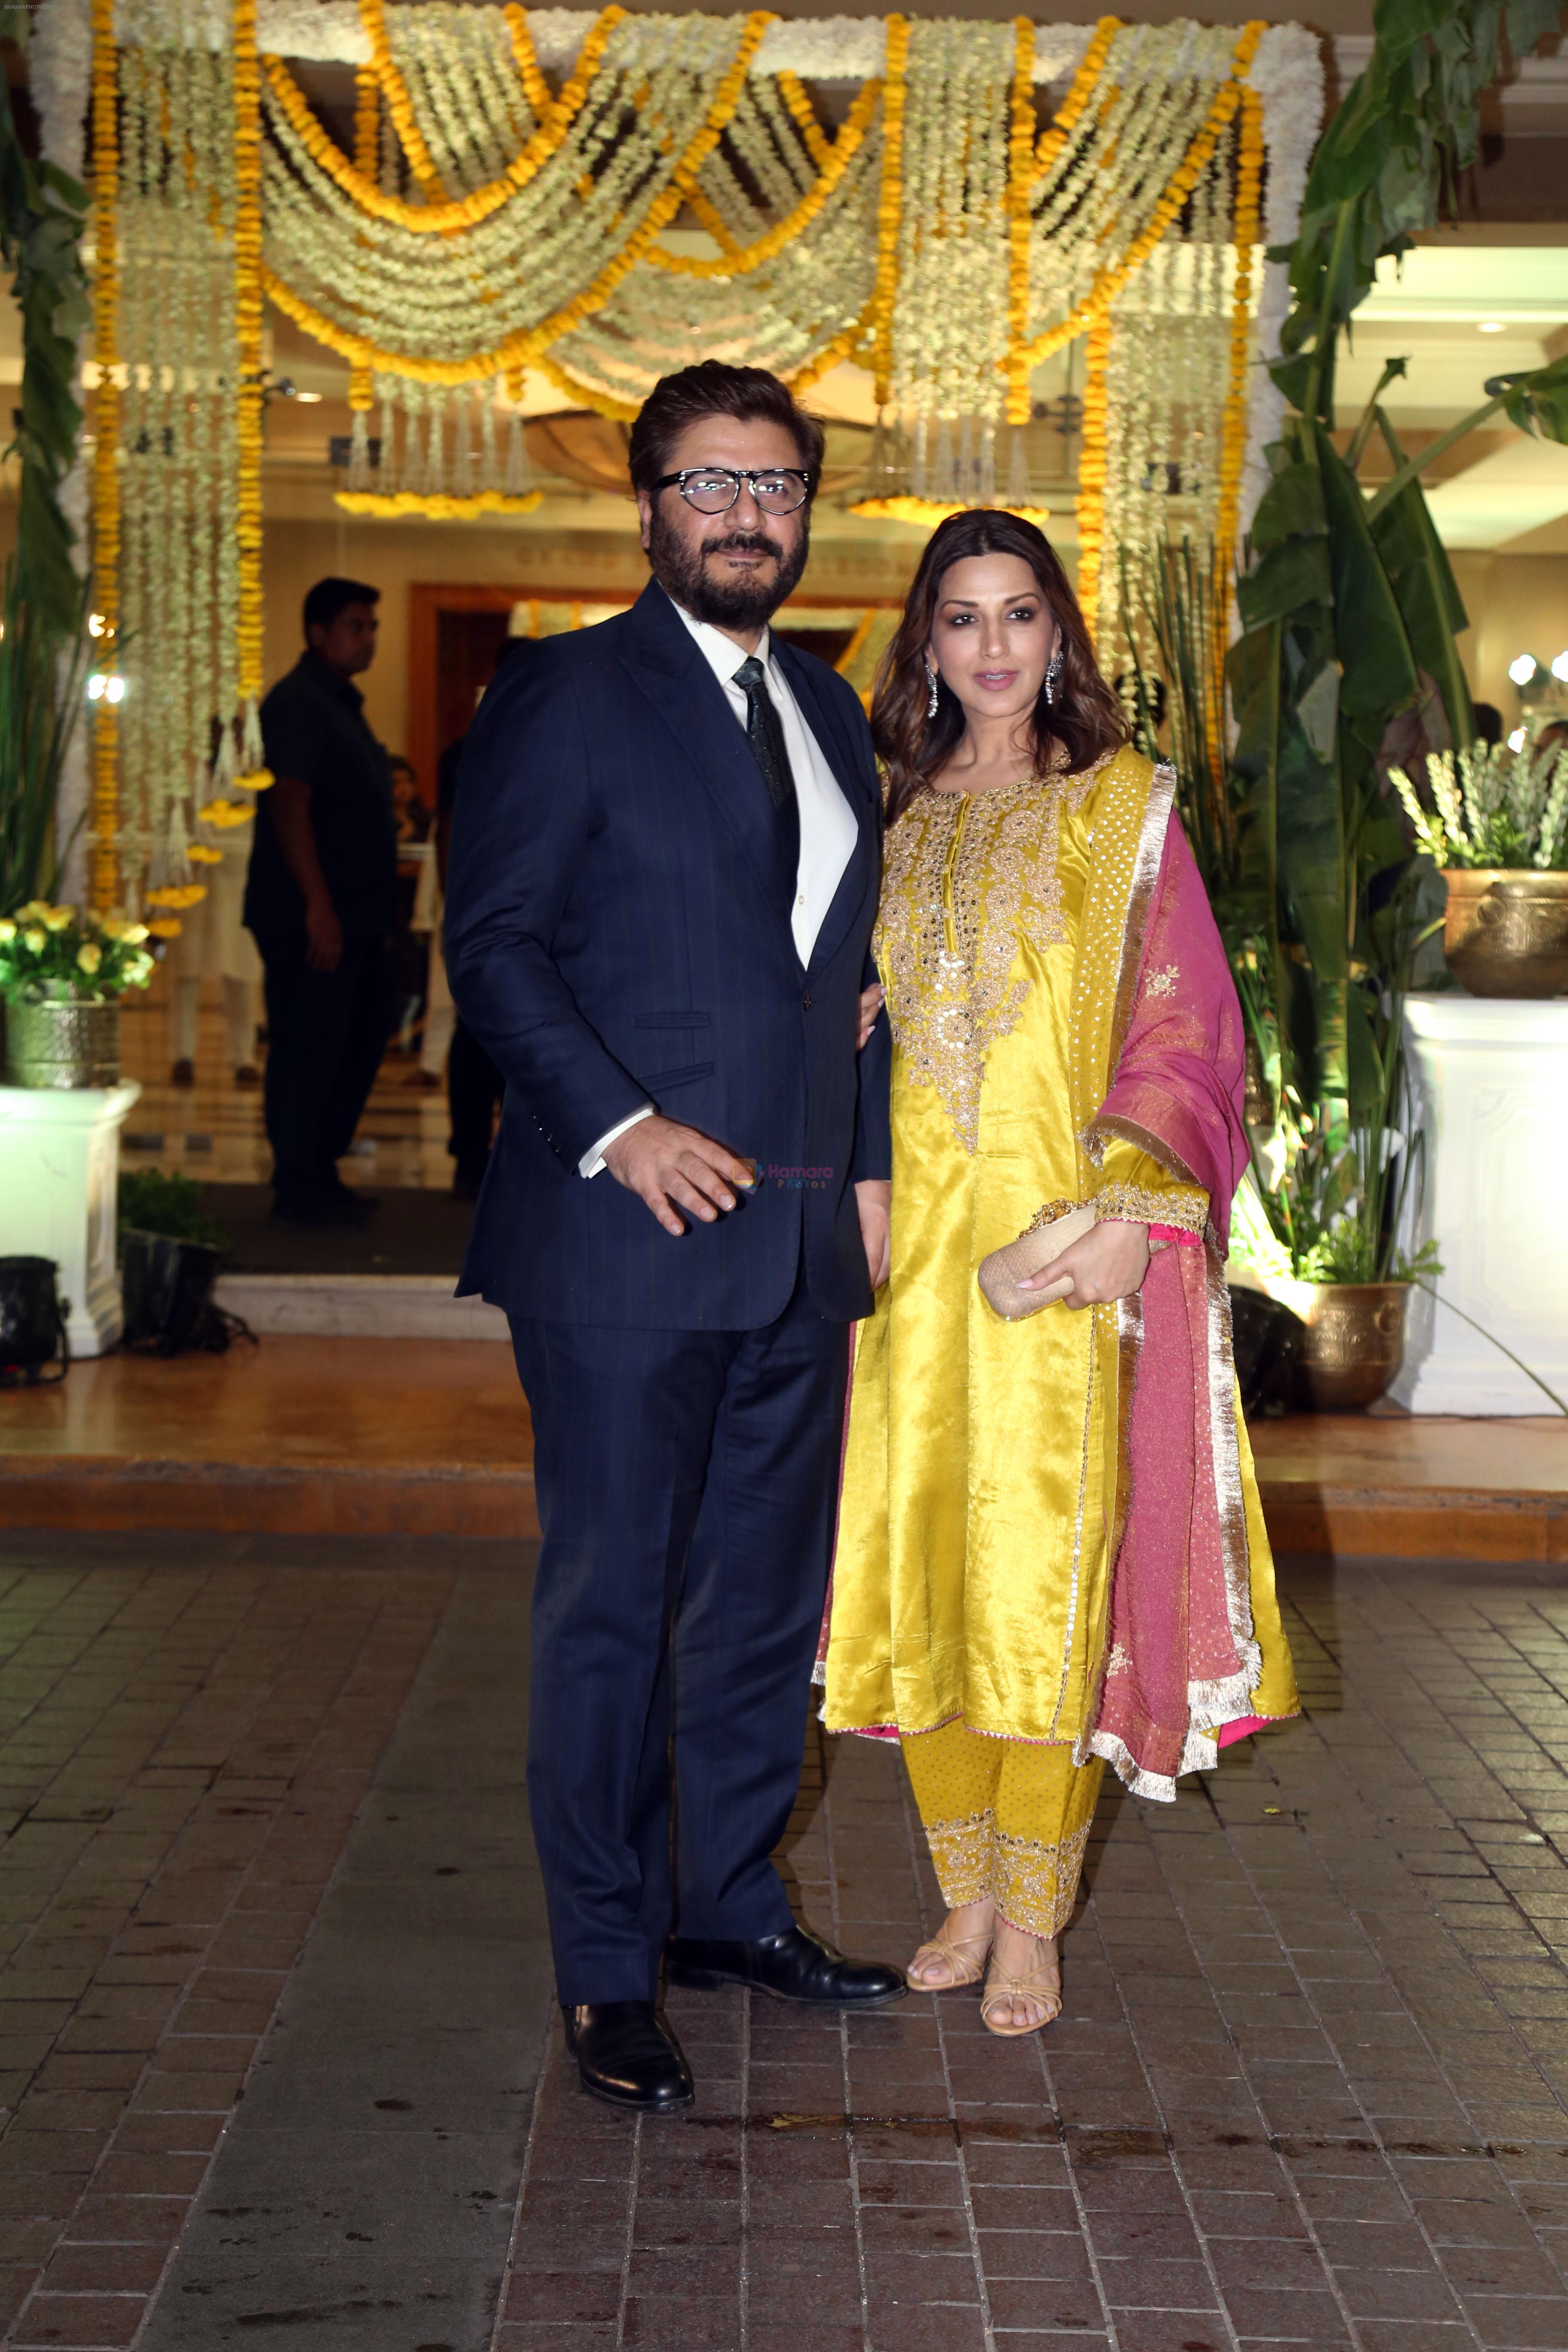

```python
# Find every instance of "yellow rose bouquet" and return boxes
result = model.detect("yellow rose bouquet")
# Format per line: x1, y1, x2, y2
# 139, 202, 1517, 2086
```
0, 902, 156, 1003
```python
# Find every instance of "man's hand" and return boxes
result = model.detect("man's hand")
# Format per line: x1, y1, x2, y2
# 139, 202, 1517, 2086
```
855, 1179, 891, 1290
1020, 1219, 1150, 1311
304, 894, 344, 972
857, 982, 885, 1050
603, 1114, 756, 1237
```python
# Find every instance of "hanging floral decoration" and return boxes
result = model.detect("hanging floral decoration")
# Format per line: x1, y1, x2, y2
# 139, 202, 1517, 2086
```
82, 7, 1320, 897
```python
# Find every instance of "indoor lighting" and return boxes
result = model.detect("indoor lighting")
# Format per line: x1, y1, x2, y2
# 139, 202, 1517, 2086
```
1478, 320, 1507, 334
1508, 653, 1540, 686
1552, 652, 1568, 682
293, 390, 323, 405
87, 612, 105, 637
1509, 727, 1527, 751
86, 674, 125, 704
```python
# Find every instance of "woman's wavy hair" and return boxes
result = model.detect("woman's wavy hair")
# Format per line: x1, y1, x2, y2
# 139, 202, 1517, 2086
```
873, 509, 1127, 826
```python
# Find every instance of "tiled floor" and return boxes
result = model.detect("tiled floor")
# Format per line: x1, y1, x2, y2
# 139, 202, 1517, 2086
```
118, 974, 454, 1191
0, 1537, 1566, 2348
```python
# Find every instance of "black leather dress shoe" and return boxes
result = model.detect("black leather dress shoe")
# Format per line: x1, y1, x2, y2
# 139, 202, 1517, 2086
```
562, 2000, 694, 2114
667, 1925, 906, 2009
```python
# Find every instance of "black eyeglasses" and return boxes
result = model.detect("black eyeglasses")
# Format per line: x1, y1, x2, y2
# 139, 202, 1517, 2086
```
651, 466, 812, 515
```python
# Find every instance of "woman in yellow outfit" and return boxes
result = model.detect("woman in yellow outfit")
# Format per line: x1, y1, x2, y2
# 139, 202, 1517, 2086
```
824, 512, 1297, 2038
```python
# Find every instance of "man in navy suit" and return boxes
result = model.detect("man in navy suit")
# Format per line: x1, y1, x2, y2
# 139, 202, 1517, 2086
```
444, 362, 902, 2112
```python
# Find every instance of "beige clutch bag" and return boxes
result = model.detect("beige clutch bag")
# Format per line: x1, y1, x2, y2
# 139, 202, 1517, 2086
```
977, 1204, 1097, 1321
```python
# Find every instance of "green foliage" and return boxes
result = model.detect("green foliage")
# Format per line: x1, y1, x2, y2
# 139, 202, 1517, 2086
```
0, 561, 90, 915
0, 62, 91, 645
117, 1170, 229, 1251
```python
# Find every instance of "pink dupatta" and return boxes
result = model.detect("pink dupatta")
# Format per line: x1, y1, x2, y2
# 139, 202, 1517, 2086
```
1084, 801, 1275, 1798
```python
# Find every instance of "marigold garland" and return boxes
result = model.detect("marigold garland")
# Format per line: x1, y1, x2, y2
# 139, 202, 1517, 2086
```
868, 13, 910, 409
1004, 15, 1036, 429
778, 71, 830, 168
361, 0, 446, 198
1035, 15, 1120, 175
1074, 308, 1113, 641
1215, 82, 1263, 574
233, 0, 266, 743
89, 0, 119, 914
261, 7, 626, 237
501, 4, 554, 126
337, 488, 544, 520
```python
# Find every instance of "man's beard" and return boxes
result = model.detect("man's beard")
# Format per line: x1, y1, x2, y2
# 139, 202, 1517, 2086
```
648, 505, 808, 633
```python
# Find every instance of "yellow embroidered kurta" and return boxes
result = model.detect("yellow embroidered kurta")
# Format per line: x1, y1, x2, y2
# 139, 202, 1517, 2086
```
824, 748, 1295, 1757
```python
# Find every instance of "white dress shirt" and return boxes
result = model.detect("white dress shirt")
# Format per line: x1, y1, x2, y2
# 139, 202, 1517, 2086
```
579, 595, 859, 1177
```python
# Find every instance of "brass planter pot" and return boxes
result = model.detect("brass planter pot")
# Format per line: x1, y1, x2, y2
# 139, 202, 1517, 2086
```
1442, 869, 1568, 998
1297, 1282, 1409, 1412
3, 992, 121, 1089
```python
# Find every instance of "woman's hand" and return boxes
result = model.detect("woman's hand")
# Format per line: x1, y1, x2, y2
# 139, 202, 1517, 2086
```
1019, 1219, 1150, 1311
857, 982, 885, 1049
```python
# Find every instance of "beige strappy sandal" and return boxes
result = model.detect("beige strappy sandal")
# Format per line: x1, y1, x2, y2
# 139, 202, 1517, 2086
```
980, 1939, 1062, 2037
907, 1922, 992, 1992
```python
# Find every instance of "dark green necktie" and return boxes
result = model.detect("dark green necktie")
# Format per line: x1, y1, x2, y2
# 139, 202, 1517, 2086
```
734, 656, 802, 925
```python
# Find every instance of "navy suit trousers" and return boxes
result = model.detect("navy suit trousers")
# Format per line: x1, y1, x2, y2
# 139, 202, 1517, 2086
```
511, 1271, 849, 2006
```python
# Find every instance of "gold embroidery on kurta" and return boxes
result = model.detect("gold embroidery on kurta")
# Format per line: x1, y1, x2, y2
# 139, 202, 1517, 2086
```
877, 758, 1109, 1153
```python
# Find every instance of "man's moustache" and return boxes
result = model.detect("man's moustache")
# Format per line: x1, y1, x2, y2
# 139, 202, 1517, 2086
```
702, 534, 781, 559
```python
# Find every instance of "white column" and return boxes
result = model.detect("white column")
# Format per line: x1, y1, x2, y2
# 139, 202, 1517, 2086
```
0, 1081, 142, 1359
1393, 995, 1568, 1415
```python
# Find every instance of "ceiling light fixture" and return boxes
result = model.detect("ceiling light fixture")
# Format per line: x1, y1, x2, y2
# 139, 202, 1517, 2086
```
1477, 320, 1507, 333
1508, 654, 1540, 686
293, 390, 324, 405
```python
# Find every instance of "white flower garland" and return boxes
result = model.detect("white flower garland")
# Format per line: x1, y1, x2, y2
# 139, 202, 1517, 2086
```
1237, 24, 1325, 542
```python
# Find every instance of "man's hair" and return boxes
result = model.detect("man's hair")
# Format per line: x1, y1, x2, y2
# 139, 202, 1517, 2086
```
628, 361, 825, 496
303, 576, 380, 635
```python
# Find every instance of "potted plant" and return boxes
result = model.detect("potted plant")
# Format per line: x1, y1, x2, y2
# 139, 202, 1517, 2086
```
0, 903, 154, 1086
1390, 718, 1568, 996
116, 1169, 232, 1354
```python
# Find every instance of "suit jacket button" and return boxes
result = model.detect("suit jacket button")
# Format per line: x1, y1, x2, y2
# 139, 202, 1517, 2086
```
802, 992, 812, 1011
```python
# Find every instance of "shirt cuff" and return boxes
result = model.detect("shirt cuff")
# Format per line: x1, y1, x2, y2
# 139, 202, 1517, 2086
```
579, 1104, 654, 1179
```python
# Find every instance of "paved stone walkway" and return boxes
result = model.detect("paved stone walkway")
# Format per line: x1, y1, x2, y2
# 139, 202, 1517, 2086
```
0, 1537, 1565, 2349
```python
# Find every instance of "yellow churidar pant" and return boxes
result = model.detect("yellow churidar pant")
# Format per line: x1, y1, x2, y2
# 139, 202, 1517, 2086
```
901, 1723, 1104, 1939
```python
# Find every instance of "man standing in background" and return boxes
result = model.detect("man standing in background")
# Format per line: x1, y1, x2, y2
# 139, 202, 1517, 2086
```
244, 576, 397, 1229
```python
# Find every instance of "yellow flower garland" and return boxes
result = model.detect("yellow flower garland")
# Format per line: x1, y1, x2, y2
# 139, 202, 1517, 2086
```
337, 488, 544, 520
261, 7, 626, 237
234, 0, 266, 743
1004, 15, 1036, 429
502, 4, 555, 126
868, 13, 910, 409
1074, 309, 1112, 640
1215, 84, 1263, 576
361, 0, 446, 199
644, 69, 882, 279
778, 72, 830, 168
89, 0, 120, 914
1034, 16, 1120, 177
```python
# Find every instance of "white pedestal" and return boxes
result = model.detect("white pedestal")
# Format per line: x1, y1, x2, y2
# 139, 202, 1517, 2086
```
1392, 995, 1568, 1415
0, 1081, 142, 1358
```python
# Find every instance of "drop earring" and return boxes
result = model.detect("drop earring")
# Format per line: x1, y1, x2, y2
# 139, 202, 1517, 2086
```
1044, 648, 1063, 707
924, 661, 940, 720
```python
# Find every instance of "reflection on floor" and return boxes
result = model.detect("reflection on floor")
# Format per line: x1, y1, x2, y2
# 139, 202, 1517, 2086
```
119, 965, 456, 1192
0, 1534, 1565, 2352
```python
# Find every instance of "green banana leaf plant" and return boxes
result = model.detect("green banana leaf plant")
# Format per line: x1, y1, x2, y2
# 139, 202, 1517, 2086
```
1218, 0, 1568, 1271
0, 46, 93, 915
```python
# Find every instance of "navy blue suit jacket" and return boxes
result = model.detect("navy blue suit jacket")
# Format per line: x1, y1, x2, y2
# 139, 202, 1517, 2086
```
443, 581, 891, 1330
